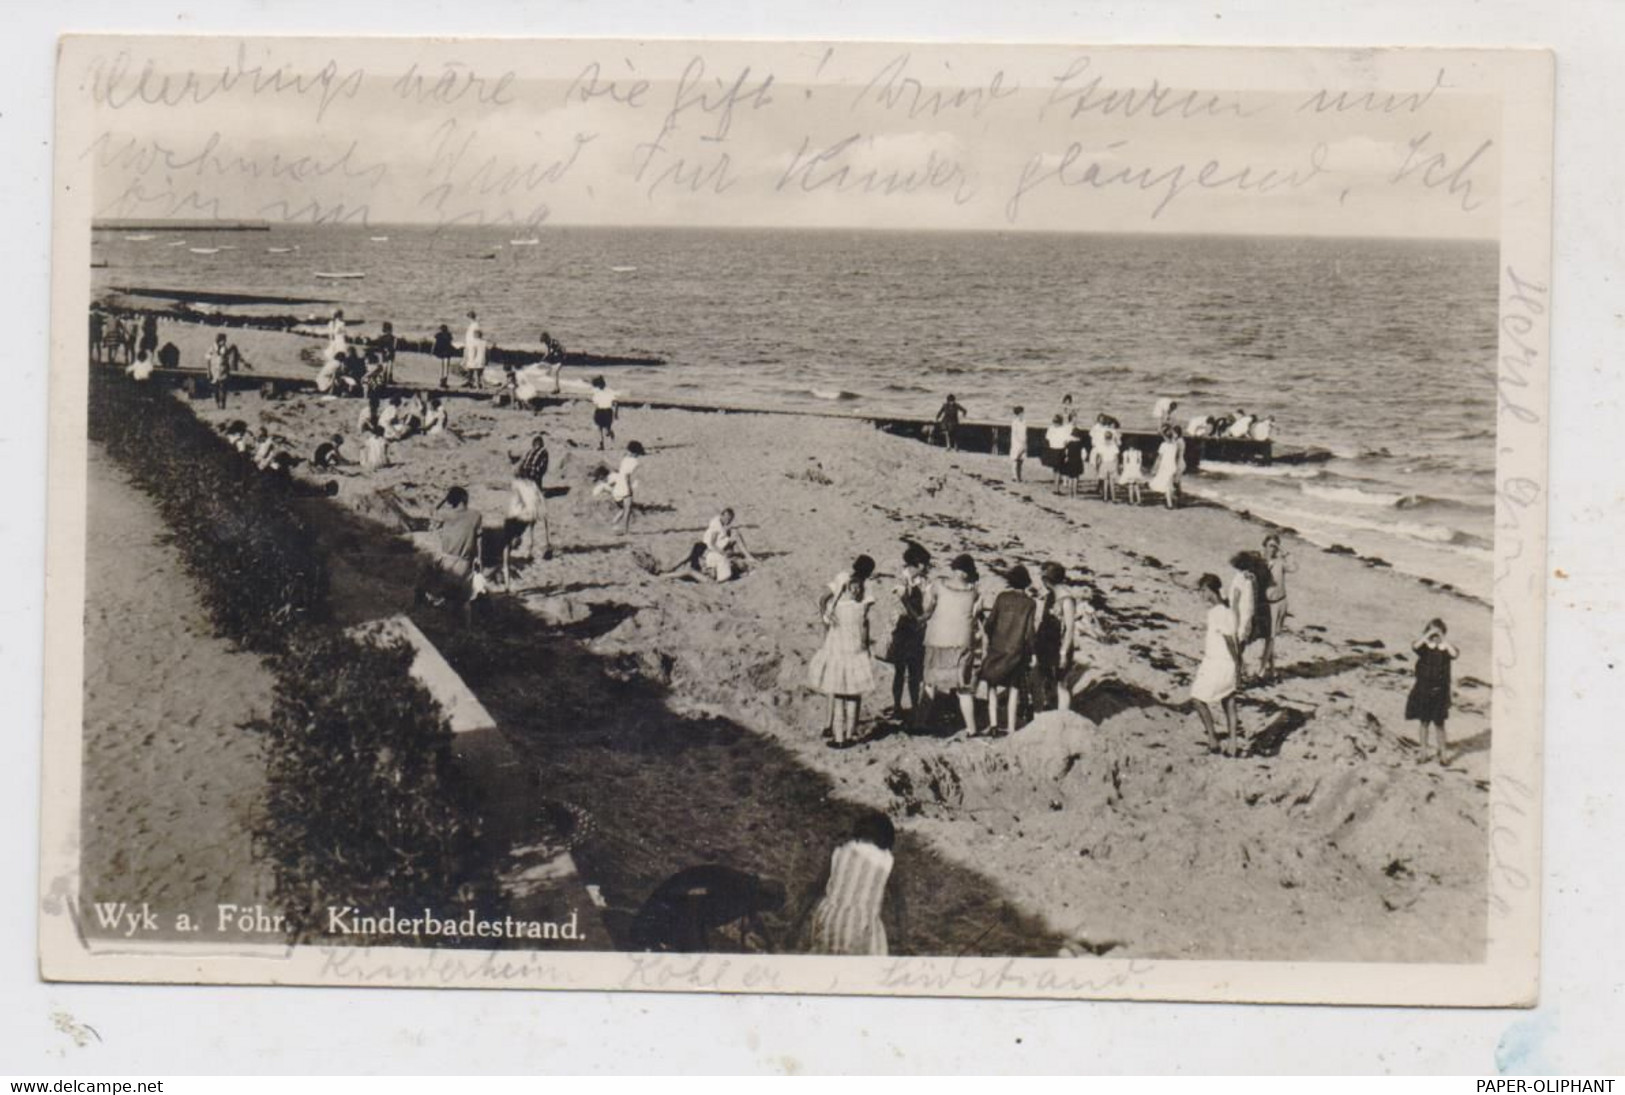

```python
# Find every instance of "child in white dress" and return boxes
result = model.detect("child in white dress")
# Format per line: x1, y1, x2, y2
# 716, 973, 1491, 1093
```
1119, 446, 1146, 505
1097, 427, 1122, 503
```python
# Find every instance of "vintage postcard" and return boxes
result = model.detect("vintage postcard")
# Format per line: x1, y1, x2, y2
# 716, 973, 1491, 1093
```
40, 36, 1551, 1003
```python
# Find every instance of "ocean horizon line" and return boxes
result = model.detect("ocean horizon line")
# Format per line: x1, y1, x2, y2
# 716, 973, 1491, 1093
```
91, 219, 1499, 246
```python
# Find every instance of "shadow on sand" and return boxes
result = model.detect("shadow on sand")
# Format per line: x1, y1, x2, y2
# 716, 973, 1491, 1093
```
287, 487, 1069, 958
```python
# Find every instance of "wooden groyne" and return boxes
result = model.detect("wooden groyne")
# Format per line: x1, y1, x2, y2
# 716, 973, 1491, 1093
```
127, 361, 1281, 472
94, 220, 272, 232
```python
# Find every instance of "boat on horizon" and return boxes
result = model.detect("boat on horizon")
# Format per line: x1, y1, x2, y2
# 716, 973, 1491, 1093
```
610, 265, 638, 273
267, 246, 297, 254
510, 238, 540, 246
188, 247, 222, 255
123, 234, 155, 242
166, 240, 189, 247
314, 271, 366, 280
369, 236, 390, 242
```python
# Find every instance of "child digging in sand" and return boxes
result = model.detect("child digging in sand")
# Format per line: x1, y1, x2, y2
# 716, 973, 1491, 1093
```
1406, 618, 1459, 765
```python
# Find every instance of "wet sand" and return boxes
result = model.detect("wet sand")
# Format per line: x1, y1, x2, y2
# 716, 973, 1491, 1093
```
151, 317, 1491, 961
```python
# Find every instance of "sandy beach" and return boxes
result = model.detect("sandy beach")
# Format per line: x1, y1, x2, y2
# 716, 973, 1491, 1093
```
80, 445, 277, 941
132, 316, 1492, 961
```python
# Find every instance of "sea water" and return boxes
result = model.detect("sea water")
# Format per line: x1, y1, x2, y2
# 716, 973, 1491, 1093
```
91, 225, 1499, 599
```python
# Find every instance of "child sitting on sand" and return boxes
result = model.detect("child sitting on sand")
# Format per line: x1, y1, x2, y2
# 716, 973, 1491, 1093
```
360, 422, 391, 473
495, 363, 521, 407
1406, 618, 1459, 765
701, 507, 756, 582
312, 434, 349, 469
802, 810, 901, 955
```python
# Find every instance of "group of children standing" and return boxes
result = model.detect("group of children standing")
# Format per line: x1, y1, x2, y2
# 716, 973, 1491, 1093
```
807, 544, 1112, 746
808, 526, 1462, 767
1008, 399, 1186, 509
1185, 532, 1459, 764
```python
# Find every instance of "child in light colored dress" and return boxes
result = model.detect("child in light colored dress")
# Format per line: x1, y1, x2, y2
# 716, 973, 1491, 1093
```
1119, 446, 1145, 504
1097, 427, 1122, 503
809, 565, 877, 747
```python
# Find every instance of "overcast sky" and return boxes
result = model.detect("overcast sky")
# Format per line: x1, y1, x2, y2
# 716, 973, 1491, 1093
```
70, 37, 1504, 238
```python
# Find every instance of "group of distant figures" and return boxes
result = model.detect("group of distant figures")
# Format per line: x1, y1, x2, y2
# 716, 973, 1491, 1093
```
931, 394, 1277, 510
93, 307, 258, 409
313, 308, 568, 400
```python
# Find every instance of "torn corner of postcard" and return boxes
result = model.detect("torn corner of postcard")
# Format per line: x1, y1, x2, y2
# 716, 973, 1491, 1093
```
40, 35, 1552, 1004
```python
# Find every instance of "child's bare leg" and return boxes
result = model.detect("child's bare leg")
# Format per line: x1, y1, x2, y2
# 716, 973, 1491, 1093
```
1223, 696, 1242, 756
1195, 701, 1219, 753
1006, 686, 1021, 731
956, 692, 977, 735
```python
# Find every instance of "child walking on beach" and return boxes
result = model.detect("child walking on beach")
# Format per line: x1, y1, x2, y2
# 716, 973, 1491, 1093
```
1406, 618, 1459, 765
1228, 551, 1262, 684
1150, 426, 1184, 509
1190, 573, 1243, 756
1009, 406, 1027, 482
590, 376, 619, 450
810, 563, 877, 748
610, 441, 644, 533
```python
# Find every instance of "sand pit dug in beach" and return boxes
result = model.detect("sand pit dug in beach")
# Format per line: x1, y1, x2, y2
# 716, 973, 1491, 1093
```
882, 696, 1486, 961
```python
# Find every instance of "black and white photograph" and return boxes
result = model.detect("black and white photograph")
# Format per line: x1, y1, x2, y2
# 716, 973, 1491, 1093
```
40, 35, 1551, 1003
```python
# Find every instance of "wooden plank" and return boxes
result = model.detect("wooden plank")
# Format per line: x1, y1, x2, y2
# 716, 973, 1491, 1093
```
347, 614, 497, 735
